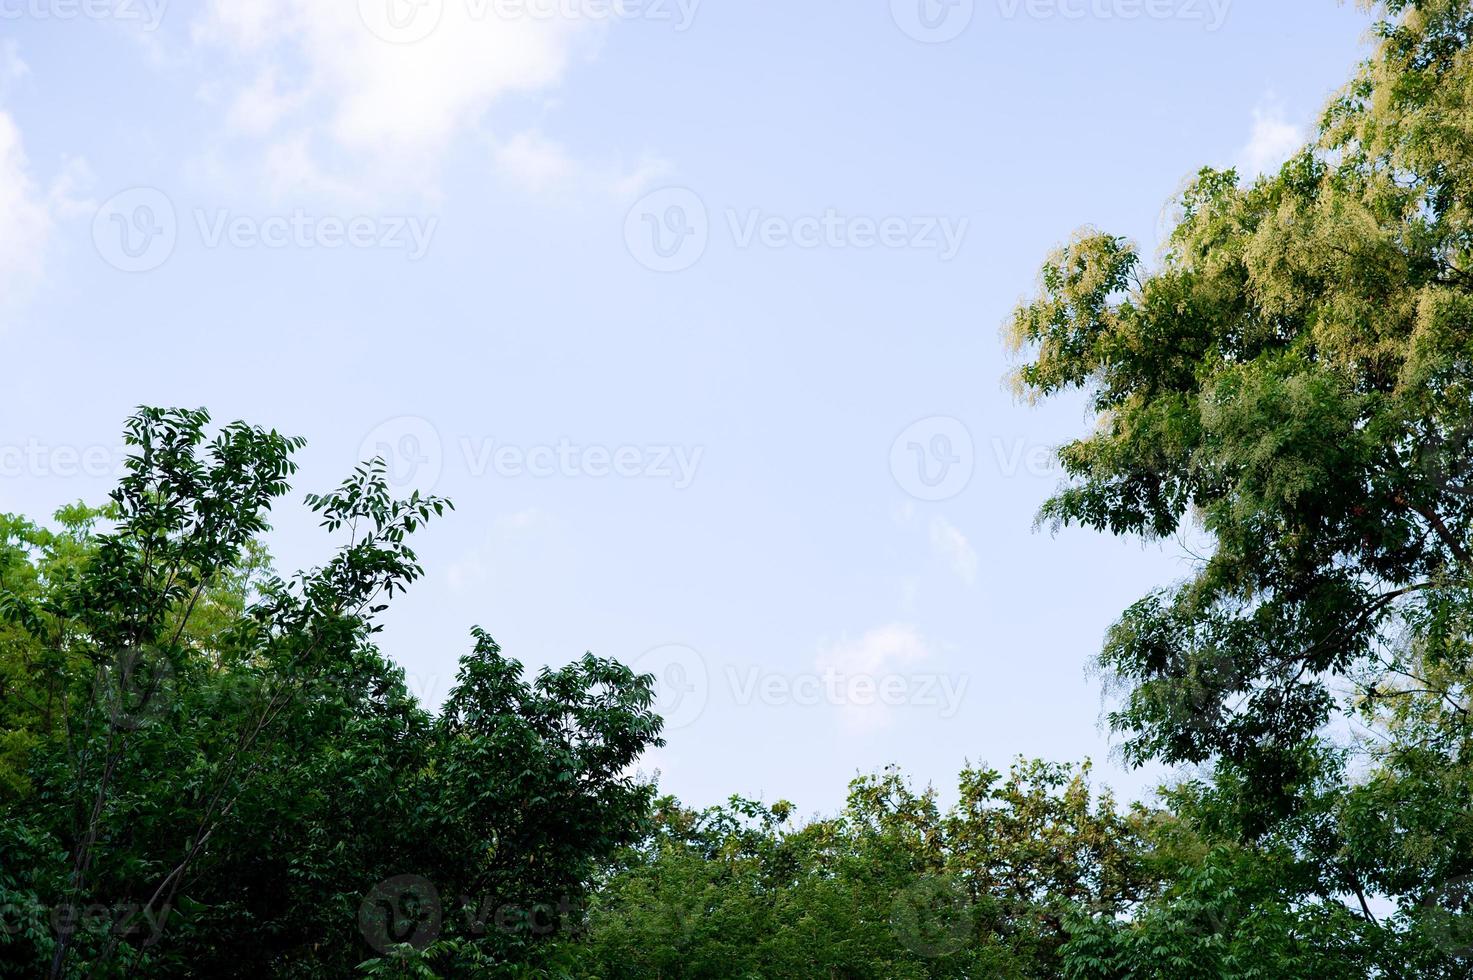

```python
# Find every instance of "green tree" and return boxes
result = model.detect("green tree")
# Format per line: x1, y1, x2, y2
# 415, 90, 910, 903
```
1008, 0, 1473, 813
0, 407, 664, 978
575, 759, 1151, 978
1010, 2, 1473, 975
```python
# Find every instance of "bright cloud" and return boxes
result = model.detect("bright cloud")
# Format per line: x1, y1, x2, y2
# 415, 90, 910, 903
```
0, 113, 49, 293
493, 130, 580, 193
814, 623, 936, 733
194, 0, 601, 196
0, 45, 43, 300
492, 128, 670, 197
1238, 96, 1304, 176
0, 107, 91, 315
447, 508, 550, 593
929, 516, 978, 586
0, 40, 28, 91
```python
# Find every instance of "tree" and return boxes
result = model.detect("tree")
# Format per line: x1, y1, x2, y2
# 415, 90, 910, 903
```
1007, 0, 1473, 813
0, 407, 664, 977
1006, 3, 1473, 974
575, 759, 1152, 978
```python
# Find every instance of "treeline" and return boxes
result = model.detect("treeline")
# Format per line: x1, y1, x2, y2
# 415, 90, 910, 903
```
8, 0, 1473, 975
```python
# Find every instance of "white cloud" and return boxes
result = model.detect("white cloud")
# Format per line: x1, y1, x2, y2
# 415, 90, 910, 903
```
0, 112, 49, 292
1238, 96, 1304, 176
899, 575, 919, 614
814, 623, 934, 733
0, 41, 95, 317
447, 508, 550, 593
0, 111, 91, 315
225, 67, 307, 137
193, 0, 606, 198
446, 556, 487, 594
492, 128, 669, 198
929, 516, 978, 586
0, 46, 43, 301
46, 156, 97, 220
0, 40, 29, 92
493, 507, 546, 533
493, 130, 579, 193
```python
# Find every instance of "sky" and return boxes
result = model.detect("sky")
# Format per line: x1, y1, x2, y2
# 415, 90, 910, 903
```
1, 0, 1374, 817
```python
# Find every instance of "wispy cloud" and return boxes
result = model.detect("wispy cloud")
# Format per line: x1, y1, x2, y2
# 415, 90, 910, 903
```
492, 129, 670, 198
1238, 95, 1304, 176
446, 508, 551, 594
0, 56, 94, 317
814, 623, 935, 733
191, 0, 622, 201
929, 516, 978, 586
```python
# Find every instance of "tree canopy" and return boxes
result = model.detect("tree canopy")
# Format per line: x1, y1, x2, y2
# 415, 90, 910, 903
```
0, 408, 664, 977
1007, 0, 1473, 808
8, 2, 1473, 976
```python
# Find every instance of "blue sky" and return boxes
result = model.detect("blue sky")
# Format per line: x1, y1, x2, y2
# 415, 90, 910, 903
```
1, 0, 1372, 815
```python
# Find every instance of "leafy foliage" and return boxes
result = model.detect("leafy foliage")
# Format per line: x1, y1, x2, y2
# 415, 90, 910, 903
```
1007, 0, 1473, 810
573, 760, 1150, 979
0, 408, 664, 978
10, 7, 1473, 977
